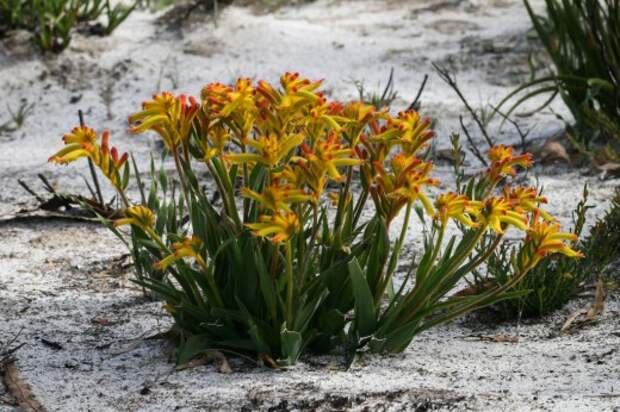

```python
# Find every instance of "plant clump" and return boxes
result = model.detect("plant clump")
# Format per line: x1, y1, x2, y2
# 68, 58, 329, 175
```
475, 186, 620, 318
497, 0, 620, 166
49, 72, 582, 366
0, 0, 136, 52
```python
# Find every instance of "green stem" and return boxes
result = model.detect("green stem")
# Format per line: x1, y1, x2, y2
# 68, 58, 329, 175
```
401, 226, 484, 324
425, 222, 446, 278
285, 240, 294, 328
377, 203, 412, 303
417, 266, 533, 334
299, 204, 319, 280
195, 256, 224, 308
172, 148, 191, 208
458, 234, 503, 276
145, 227, 168, 251
114, 185, 131, 209
352, 188, 369, 228
205, 161, 242, 229
334, 167, 354, 231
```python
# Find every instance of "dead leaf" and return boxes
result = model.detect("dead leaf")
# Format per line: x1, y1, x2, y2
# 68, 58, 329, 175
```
176, 350, 232, 374
562, 280, 606, 333
260, 353, 280, 369
91, 317, 114, 326
463, 334, 519, 343
3, 362, 47, 412
536, 140, 570, 164
453, 279, 495, 296
586, 279, 606, 321
595, 162, 620, 173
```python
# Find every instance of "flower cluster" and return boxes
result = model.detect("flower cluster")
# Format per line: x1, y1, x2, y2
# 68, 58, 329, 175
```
51, 73, 581, 262
49, 126, 129, 191
48, 72, 585, 364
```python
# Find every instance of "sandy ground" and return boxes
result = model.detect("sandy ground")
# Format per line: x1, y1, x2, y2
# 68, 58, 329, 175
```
1, 0, 619, 410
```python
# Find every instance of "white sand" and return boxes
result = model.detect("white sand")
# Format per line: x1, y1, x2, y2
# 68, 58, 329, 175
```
1, 0, 619, 410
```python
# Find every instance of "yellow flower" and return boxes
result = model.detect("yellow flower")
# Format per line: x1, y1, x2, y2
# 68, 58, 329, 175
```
270, 165, 301, 187
371, 154, 439, 224
225, 133, 304, 168
201, 78, 256, 121
306, 96, 349, 134
434, 192, 479, 227
254, 73, 324, 122
49, 129, 128, 190
240, 183, 314, 212
369, 110, 434, 155
343, 101, 376, 124
522, 217, 583, 268
154, 236, 205, 271
246, 212, 300, 243
195, 118, 231, 161
503, 186, 555, 222
62, 125, 97, 145
393, 110, 435, 154
114, 205, 156, 232
486, 145, 533, 182
339, 101, 377, 145
477, 196, 529, 234
128, 93, 200, 150
49, 125, 98, 164
279, 72, 324, 108
294, 133, 362, 182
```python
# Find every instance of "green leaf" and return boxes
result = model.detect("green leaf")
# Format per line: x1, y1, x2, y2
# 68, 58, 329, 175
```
348, 257, 377, 338
159, 165, 168, 194
255, 249, 278, 322
177, 334, 212, 365
365, 217, 389, 294
280, 326, 303, 366
121, 161, 130, 190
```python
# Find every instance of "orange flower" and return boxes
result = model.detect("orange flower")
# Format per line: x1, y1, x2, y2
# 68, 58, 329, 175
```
240, 183, 314, 212
114, 205, 156, 231
154, 236, 205, 271
476, 196, 529, 234
522, 217, 583, 268
225, 133, 303, 168
62, 125, 97, 145
201, 78, 256, 120
369, 110, 434, 155
371, 154, 439, 224
503, 186, 555, 222
49, 129, 128, 190
338, 101, 378, 145
128, 92, 199, 150
246, 212, 300, 243
486, 145, 533, 182
392, 111, 434, 154
293, 133, 362, 182
434, 193, 479, 227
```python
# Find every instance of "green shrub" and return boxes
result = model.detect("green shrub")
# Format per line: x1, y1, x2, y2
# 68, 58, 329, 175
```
497, 0, 620, 163
0, 0, 135, 52
473, 186, 620, 318
48, 73, 582, 365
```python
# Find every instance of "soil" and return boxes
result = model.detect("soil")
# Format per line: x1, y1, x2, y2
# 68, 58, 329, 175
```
1, 0, 619, 411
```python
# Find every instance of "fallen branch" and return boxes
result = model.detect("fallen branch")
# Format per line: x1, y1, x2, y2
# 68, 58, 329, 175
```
0, 210, 102, 226
3, 362, 47, 412
462, 334, 519, 343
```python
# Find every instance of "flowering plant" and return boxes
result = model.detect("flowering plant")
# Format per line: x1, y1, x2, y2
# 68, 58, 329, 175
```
50, 73, 581, 365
